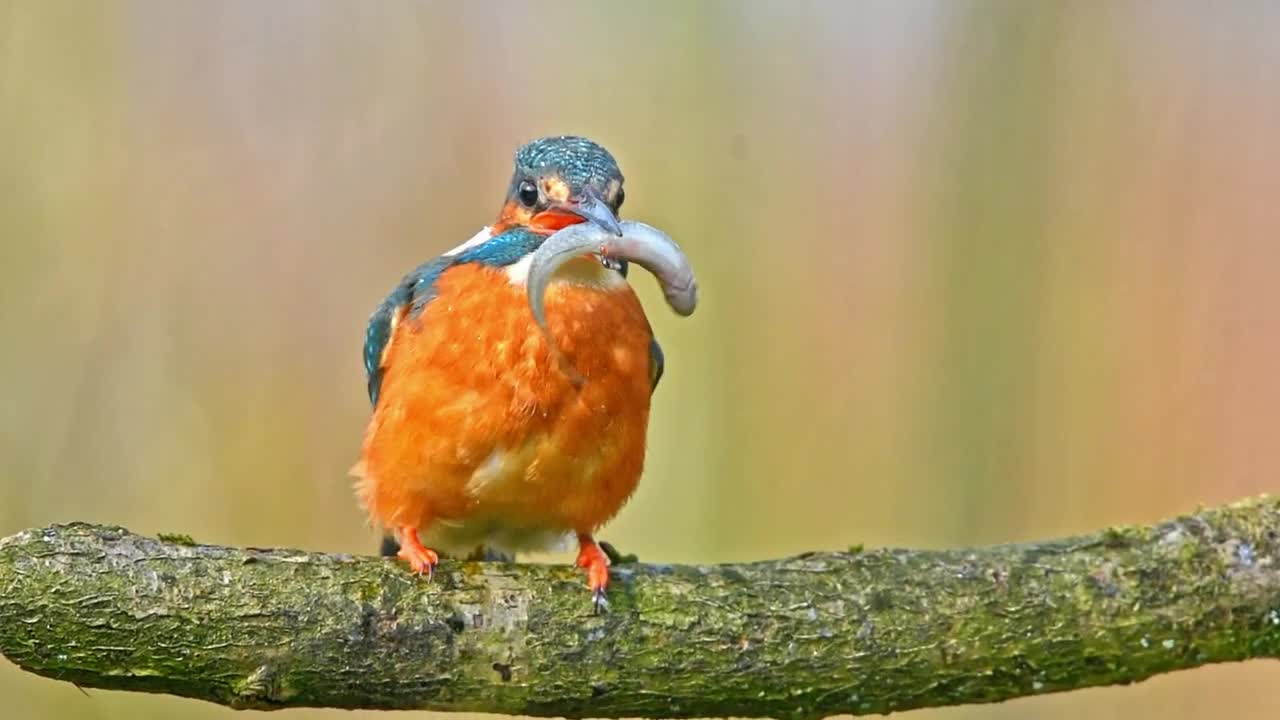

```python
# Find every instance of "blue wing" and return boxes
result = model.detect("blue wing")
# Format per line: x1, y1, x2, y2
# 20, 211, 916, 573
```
648, 336, 665, 393
363, 228, 546, 406
363, 255, 453, 405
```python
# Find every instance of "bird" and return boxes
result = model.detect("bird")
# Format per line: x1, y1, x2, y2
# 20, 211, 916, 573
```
351, 136, 667, 609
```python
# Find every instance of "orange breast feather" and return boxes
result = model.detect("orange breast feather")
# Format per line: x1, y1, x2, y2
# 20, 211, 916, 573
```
354, 262, 655, 555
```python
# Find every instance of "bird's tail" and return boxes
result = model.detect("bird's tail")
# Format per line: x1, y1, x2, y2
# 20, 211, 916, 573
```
379, 534, 400, 557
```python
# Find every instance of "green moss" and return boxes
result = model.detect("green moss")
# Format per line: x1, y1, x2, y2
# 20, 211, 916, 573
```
1177, 538, 1202, 563
2, 496, 1279, 717
157, 532, 197, 546
1100, 524, 1152, 548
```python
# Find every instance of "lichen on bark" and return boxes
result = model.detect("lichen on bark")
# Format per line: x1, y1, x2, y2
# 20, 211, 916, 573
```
2, 495, 1280, 717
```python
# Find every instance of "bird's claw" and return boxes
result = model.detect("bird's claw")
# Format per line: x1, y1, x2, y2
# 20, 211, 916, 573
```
592, 586, 610, 614
577, 535, 611, 614
395, 528, 439, 581
399, 548, 439, 580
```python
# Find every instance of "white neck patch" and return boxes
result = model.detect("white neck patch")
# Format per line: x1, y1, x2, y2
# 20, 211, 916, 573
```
443, 226, 493, 257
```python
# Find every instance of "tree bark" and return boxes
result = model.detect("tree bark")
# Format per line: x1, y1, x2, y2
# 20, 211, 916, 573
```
3, 496, 1280, 717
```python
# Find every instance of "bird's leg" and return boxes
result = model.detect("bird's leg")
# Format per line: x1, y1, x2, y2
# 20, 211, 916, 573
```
576, 533, 611, 613
395, 526, 439, 580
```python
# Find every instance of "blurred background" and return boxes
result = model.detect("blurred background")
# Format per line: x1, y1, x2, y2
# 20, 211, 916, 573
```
3, 1, 1278, 718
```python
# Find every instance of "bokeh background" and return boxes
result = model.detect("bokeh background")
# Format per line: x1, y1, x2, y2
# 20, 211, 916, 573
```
3, 1, 1279, 718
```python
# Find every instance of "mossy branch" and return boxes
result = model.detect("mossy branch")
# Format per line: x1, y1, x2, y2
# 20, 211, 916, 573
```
3, 497, 1280, 717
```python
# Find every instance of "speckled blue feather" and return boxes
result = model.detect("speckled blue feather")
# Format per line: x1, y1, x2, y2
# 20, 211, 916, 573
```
513, 136, 622, 192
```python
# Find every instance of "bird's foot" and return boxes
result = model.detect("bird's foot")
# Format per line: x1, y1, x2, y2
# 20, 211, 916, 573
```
395, 527, 439, 580
576, 535, 611, 614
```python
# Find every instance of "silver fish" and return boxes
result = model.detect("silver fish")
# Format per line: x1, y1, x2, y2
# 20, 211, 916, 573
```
526, 220, 698, 385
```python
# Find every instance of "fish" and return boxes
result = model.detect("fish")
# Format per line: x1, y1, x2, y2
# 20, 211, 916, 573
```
525, 220, 698, 385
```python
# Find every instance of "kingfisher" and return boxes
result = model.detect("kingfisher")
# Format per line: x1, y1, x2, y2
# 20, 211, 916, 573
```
352, 136, 676, 609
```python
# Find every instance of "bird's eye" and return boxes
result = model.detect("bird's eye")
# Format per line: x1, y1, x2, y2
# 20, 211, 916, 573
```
518, 180, 539, 208
615, 187, 625, 209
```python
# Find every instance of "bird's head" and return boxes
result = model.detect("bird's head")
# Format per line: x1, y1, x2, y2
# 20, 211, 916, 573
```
495, 136, 625, 237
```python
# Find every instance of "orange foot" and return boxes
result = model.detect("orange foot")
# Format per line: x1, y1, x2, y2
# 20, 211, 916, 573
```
576, 534, 611, 613
395, 526, 439, 580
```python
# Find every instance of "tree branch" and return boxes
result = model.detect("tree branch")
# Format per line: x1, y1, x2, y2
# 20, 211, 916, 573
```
3, 497, 1280, 717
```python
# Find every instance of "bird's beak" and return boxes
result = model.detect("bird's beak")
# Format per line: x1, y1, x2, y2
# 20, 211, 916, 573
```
566, 188, 623, 237
530, 187, 622, 236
